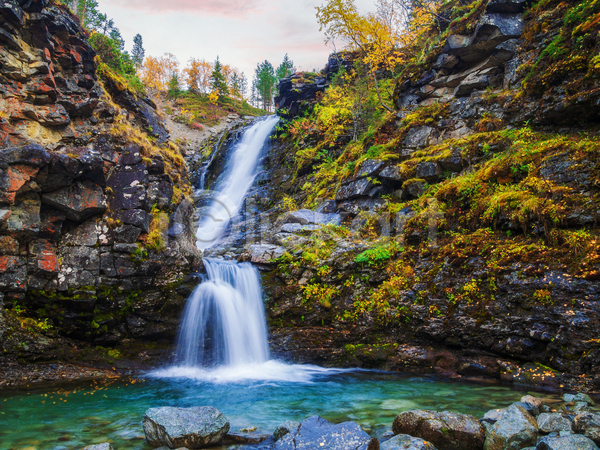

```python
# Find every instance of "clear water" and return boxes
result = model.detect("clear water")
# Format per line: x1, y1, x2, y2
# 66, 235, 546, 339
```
0, 366, 552, 450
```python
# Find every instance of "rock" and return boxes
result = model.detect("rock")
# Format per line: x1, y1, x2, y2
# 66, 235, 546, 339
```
285, 209, 342, 226
273, 415, 378, 450
280, 223, 322, 234
415, 162, 443, 182
356, 159, 385, 178
273, 420, 300, 441
513, 401, 540, 417
42, 180, 106, 221
224, 432, 270, 445
143, 406, 230, 449
537, 413, 572, 434
392, 410, 484, 450
0, 144, 51, 167
521, 396, 544, 410
403, 179, 426, 198
115, 209, 151, 233
381, 431, 396, 443
486, 0, 529, 13
315, 200, 337, 214
481, 409, 505, 425
573, 394, 594, 405
80, 444, 114, 450
336, 178, 375, 201
248, 244, 286, 264
403, 127, 436, 149
435, 53, 459, 69
483, 403, 537, 450
575, 402, 591, 412
536, 435, 600, 450
573, 412, 600, 445
380, 434, 438, 450
379, 166, 403, 187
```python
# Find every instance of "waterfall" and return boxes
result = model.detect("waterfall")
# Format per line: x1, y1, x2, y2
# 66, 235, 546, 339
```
174, 259, 269, 367
195, 115, 279, 250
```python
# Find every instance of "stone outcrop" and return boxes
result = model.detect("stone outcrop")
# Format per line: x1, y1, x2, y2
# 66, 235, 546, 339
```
0, 0, 198, 360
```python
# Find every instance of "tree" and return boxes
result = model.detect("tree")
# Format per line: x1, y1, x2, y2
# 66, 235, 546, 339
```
183, 58, 213, 93
211, 57, 229, 97
240, 72, 248, 101
254, 60, 276, 111
167, 73, 181, 98
132, 34, 145, 70
141, 53, 179, 91
230, 71, 241, 100
276, 54, 296, 80
316, 0, 398, 112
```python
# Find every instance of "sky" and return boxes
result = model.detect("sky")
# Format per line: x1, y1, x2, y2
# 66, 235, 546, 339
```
98, 0, 376, 81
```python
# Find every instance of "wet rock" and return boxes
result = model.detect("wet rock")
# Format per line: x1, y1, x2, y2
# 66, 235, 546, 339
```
537, 413, 572, 434
521, 396, 544, 410
280, 223, 322, 234
483, 403, 537, 450
392, 410, 484, 450
536, 434, 600, 450
379, 166, 403, 187
573, 413, 600, 445
143, 406, 230, 449
224, 432, 270, 445
42, 180, 106, 221
80, 444, 114, 450
115, 209, 151, 233
380, 434, 438, 450
564, 393, 594, 405
273, 415, 378, 450
273, 420, 300, 441
285, 209, 342, 226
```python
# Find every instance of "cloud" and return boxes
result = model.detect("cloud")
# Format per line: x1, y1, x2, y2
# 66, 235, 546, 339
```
105, 0, 267, 18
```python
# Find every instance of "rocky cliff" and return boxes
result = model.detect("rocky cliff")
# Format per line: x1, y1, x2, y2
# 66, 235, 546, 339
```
245, 0, 600, 393
0, 0, 198, 366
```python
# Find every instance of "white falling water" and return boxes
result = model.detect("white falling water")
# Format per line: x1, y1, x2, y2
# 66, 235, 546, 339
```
174, 258, 269, 367
195, 115, 280, 250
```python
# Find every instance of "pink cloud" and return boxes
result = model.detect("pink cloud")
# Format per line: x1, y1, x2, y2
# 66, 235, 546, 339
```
105, 0, 266, 18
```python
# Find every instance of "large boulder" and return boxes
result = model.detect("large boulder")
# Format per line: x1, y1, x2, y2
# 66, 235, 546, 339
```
273, 420, 301, 441
573, 412, 600, 445
143, 406, 230, 449
248, 244, 286, 264
537, 435, 600, 450
335, 178, 375, 201
392, 410, 484, 450
380, 434, 437, 450
273, 415, 379, 450
483, 403, 537, 450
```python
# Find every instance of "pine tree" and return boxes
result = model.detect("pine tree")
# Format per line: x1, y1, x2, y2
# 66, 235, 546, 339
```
240, 72, 248, 101
254, 61, 276, 111
132, 34, 145, 70
210, 57, 229, 97
276, 54, 296, 80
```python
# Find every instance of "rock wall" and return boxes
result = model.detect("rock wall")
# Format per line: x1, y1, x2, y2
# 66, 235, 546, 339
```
0, 0, 198, 360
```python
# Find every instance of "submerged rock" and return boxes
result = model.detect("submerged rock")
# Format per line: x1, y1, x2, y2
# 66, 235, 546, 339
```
272, 415, 378, 450
80, 445, 114, 450
380, 434, 438, 449
143, 406, 230, 449
537, 434, 600, 450
392, 410, 484, 450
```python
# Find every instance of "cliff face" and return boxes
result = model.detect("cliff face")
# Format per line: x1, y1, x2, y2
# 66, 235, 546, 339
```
260, 0, 600, 393
0, 0, 198, 362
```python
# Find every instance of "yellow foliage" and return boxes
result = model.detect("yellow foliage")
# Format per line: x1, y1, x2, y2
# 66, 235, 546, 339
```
140, 53, 179, 91
208, 91, 219, 105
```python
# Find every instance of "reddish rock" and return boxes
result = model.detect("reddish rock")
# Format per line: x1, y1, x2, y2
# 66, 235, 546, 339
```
42, 180, 107, 221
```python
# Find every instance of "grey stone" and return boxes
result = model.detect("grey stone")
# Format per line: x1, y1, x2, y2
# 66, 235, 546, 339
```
336, 178, 375, 201
280, 223, 322, 234
62, 221, 99, 246
573, 412, 600, 445
380, 434, 437, 450
143, 406, 230, 449
113, 243, 139, 253
483, 403, 538, 450
481, 409, 505, 424
80, 444, 114, 450
285, 209, 342, 226
273, 420, 300, 441
403, 179, 426, 198
415, 162, 443, 182
248, 244, 286, 264
379, 166, 403, 187
575, 402, 591, 412
521, 396, 544, 410
315, 200, 337, 214
537, 435, 600, 450
273, 415, 378, 450
537, 413, 572, 434
115, 209, 151, 233
356, 159, 385, 178
435, 53, 459, 69
403, 127, 436, 149
454, 73, 490, 97
573, 394, 594, 405
513, 401, 540, 417
393, 410, 484, 450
